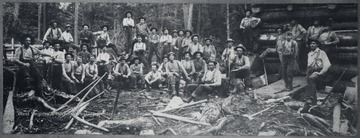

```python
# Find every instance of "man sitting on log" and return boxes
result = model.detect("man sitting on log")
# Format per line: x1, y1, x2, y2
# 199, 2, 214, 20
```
182, 60, 222, 103
113, 56, 131, 90
14, 34, 52, 97
304, 39, 331, 106
230, 45, 251, 93
130, 57, 145, 89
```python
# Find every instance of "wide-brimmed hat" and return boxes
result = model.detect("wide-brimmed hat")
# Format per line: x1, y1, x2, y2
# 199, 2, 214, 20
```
150, 27, 158, 32
65, 52, 74, 58
204, 38, 213, 42
184, 30, 193, 36
207, 60, 217, 65
193, 51, 203, 58
101, 25, 109, 30
139, 17, 146, 21
226, 38, 235, 43
80, 43, 89, 48
65, 24, 72, 28
234, 44, 246, 52
125, 11, 132, 16
167, 52, 176, 57
172, 30, 178, 34
191, 34, 200, 41
308, 39, 321, 45
119, 56, 127, 61
82, 24, 90, 28
183, 51, 192, 57
162, 28, 169, 33
132, 56, 140, 63
50, 20, 58, 25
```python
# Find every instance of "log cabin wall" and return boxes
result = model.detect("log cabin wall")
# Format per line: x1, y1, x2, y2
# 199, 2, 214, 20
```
254, 4, 357, 80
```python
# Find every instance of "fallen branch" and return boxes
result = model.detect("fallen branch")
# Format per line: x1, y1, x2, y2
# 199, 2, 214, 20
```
151, 115, 162, 127
150, 111, 211, 126
168, 128, 178, 135
158, 128, 178, 135
192, 116, 235, 135
63, 91, 105, 116
332, 104, 341, 133
71, 114, 109, 132
52, 77, 101, 113
97, 117, 154, 128
64, 102, 89, 130
302, 113, 333, 136
264, 96, 291, 104
28, 96, 56, 111
243, 105, 275, 120
3, 91, 15, 134
76, 73, 107, 107
158, 99, 208, 113
28, 110, 36, 130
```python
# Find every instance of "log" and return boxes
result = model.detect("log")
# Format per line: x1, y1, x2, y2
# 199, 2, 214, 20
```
27, 96, 56, 111
336, 46, 357, 52
63, 91, 105, 116
302, 113, 333, 136
262, 22, 358, 31
97, 117, 154, 128
150, 111, 211, 126
260, 9, 357, 22
158, 99, 208, 113
264, 96, 291, 104
76, 73, 107, 107
192, 116, 235, 135
28, 110, 36, 130
65, 102, 89, 130
328, 64, 357, 80
332, 104, 341, 133
71, 114, 109, 132
3, 91, 15, 134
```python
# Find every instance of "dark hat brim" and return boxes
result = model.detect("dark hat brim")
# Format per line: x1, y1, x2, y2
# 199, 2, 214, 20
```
308, 39, 321, 45
207, 60, 218, 65
234, 45, 246, 52
204, 38, 213, 42
193, 51, 203, 58
139, 17, 146, 20
82, 24, 90, 28
50, 20, 58, 25
184, 30, 193, 35
150, 27, 158, 31
191, 35, 200, 40
101, 25, 109, 30
183, 52, 192, 57
167, 52, 176, 57
65, 53, 74, 58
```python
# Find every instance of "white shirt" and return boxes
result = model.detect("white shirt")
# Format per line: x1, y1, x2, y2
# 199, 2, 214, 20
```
60, 31, 74, 43
52, 50, 65, 64
133, 42, 146, 52
122, 18, 135, 27
97, 53, 110, 64
145, 70, 162, 82
41, 48, 54, 64
93, 31, 111, 45
189, 42, 203, 55
160, 35, 173, 44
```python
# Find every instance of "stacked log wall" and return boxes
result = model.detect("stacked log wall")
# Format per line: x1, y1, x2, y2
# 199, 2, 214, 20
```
256, 4, 358, 79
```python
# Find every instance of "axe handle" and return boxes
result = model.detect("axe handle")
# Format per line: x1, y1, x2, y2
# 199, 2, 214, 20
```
321, 69, 347, 105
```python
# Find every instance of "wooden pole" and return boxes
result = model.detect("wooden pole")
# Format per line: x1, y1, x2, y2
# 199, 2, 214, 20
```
158, 99, 208, 113
37, 3, 41, 41
196, 4, 201, 34
187, 4, 194, 30
74, 2, 79, 45
226, 3, 230, 39
150, 111, 211, 126
43, 3, 46, 39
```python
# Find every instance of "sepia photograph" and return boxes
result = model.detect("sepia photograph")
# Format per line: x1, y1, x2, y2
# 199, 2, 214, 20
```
2, 1, 358, 136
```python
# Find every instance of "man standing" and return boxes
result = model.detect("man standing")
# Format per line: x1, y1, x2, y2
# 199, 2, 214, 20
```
305, 19, 323, 44
181, 30, 193, 57
145, 63, 162, 90
182, 60, 222, 103
14, 35, 52, 97
41, 41, 54, 81
230, 45, 251, 92
188, 35, 203, 55
170, 30, 179, 58
123, 11, 135, 53
50, 42, 66, 90
165, 52, 190, 97
221, 39, 237, 75
97, 47, 112, 90
240, 10, 261, 53
133, 35, 149, 72
278, 32, 298, 91
175, 30, 185, 59
73, 56, 86, 92
62, 53, 76, 94
93, 25, 111, 49
284, 19, 307, 70
148, 28, 161, 63
130, 57, 145, 89
318, 26, 339, 62
135, 17, 150, 38
43, 20, 62, 45
79, 24, 95, 49
305, 40, 331, 105
60, 24, 74, 51
203, 38, 217, 61
160, 29, 173, 59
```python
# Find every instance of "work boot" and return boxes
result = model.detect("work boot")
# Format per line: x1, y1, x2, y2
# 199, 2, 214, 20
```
171, 85, 177, 97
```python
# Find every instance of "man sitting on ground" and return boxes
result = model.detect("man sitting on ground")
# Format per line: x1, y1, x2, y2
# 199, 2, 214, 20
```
144, 63, 162, 90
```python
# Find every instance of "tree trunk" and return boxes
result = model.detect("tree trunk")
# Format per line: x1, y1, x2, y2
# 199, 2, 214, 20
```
196, 4, 201, 34
74, 2, 79, 45
226, 3, 230, 39
43, 3, 46, 38
183, 4, 189, 29
37, 3, 41, 40
14, 3, 20, 20
183, 4, 194, 30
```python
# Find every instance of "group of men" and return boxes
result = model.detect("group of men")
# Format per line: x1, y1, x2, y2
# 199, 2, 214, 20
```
13, 9, 336, 105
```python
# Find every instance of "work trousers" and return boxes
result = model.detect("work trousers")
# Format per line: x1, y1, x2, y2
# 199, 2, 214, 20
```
186, 84, 218, 99
148, 43, 161, 63
305, 68, 325, 105
281, 55, 295, 89
231, 68, 251, 88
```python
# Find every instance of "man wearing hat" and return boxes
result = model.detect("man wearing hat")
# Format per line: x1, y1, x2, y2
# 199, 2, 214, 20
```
114, 56, 131, 90
181, 30, 193, 56
192, 51, 207, 83
77, 44, 92, 64
203, 38, 217, 61
148, 27, 161, 63
165, 52, 191, 97
93, 25, 111, 49
14, 35, 53, 97
60, 24, 74, 51
62, 53, 76, 94
133, 34, 150, 72
240, 10, 261, 53
230, 45, 251, 92
160, 29, 173, 59
221, 38, 237, 75
170, 30, 180, 58
50, 42, 66, 90
278, 32, 299, 91
175, 30, 185, 59
188, 35, 203, 55
43, 20, 63, 45
304, 39, 331, 106
183, 60, 222, 103
130, 57, 145, 89
135, 17, 150, 38
79, 24, 95, 48
144, 63, 162, 90
123, 11, 135, 53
